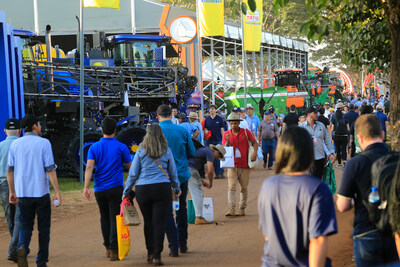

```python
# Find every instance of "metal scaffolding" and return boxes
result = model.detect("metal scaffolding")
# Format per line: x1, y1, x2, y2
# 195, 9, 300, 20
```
200, 25, 308, 108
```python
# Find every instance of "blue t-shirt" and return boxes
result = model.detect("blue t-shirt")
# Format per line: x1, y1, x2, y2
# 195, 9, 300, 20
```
343, 110, 359, 127
87, 137, 132, 192
258, 174, 337, 266
159, 120, 196, 183
375, 111, 388, 133
191, 121, 203, 143
204, 115, 225, 142
180, 122, 197, 137
338, 142, 389, 236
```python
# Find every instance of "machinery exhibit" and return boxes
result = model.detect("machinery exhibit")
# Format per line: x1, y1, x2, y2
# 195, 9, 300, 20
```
1, 0, 354, 177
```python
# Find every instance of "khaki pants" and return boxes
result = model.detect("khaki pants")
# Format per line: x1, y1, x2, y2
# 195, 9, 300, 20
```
227, 168, 251, 210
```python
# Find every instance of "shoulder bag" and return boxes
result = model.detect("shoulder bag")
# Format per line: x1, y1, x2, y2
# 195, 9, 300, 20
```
153, 158, 177, 201
244, 129, 257, 169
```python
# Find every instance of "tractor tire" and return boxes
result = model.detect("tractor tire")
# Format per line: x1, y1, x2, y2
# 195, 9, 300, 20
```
116, 124, 147, 161
66, 130, 103, 177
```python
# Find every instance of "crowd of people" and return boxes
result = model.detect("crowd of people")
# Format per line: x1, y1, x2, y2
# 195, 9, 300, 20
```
0, 91, 398, 266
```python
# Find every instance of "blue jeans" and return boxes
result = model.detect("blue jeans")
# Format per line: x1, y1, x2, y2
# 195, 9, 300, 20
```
0, 179, 21, 258
353, 231, 398, 266
165, 181, 188, 252
18, 194, 51, 267
261, 139, 276, 168
205, 140, 224, 175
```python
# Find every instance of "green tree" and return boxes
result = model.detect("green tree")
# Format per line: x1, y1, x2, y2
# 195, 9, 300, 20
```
273, 0, 400, 150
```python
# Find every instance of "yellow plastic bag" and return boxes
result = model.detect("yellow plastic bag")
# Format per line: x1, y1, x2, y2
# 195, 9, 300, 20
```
116, 214, 130, 260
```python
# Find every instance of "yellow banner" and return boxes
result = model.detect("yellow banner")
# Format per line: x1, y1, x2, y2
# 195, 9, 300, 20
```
83, 0, 120, 10
198, 0, 224, 37
242, 0, 262, 51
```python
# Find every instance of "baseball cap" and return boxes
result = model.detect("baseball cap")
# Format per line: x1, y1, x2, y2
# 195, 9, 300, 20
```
336, 102, 344, 108
264, 111, 271, 115
5, 118, 20, 130
324, 102, 330, 105
376, 104, 383, 110
231, 107, 241, 112
305, 104, 320, 115
245, 103, 254, 109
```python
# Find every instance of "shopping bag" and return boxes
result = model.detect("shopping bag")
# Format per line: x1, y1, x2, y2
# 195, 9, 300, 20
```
247, 144, 257, 169
202, 198, 214, 222
187, 199, 196, 224
322, 160, 337, 195
116, 214, 130, 260
220, 146, 234, 168
121, 199, 141, 226
244, 129, 257, 169
257, 147, 263, 161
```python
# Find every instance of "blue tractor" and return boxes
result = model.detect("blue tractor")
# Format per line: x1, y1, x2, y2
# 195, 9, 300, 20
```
16, 29, 197, 176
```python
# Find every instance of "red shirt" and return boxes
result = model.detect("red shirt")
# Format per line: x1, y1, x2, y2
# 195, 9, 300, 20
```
222, 128, 255, 168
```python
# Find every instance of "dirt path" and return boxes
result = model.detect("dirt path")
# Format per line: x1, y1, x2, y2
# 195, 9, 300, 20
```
0, 165, 354, 266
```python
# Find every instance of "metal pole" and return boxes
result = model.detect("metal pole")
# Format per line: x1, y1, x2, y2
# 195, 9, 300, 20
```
195, 0, 204, 119
241, 5, 247, 106
131, 0, 136, 34
79, 0, 85, 183
210, 38, 215, 105
33, 0, 39, 34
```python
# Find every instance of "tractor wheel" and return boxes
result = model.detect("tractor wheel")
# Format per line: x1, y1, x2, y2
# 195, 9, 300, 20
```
66, 130, 103, 177
116, 124, 147, 161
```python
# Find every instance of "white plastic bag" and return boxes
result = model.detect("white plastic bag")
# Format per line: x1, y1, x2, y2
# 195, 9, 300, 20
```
220, 146, 234, 168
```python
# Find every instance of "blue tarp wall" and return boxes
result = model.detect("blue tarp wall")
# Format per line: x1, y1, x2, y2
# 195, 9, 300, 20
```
0, 11, 24, 140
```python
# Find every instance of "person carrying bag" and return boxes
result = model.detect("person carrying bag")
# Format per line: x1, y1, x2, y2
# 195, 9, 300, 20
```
122, 123, 181, 266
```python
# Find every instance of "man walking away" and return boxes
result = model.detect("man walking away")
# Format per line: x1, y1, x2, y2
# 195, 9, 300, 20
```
299, 105, 336, 179
204, 105, 225, 179
222, 113, 258, 217
344, 104, 359, 128
188, 144, 226, 224
83, 117, 132, 261
158, 105, 196, 256
7, 114, 61, 267
337, 114, 398, 266
282, 104, 299, 132
0, 118, 21, 263
375, 104, 388, 140
258, 111, 279, 170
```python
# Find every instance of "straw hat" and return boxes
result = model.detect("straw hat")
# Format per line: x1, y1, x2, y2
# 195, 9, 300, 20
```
188, 112, 198, 120
226, 113, 243, 121
209, 144, 226, 161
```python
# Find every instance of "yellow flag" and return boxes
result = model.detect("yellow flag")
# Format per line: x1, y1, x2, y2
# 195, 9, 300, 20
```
83, 0, 120, 10
242, 0, 262, 51
198, 0, 224, 37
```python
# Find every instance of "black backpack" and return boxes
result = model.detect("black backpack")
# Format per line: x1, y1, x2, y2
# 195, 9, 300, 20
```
361, 151, 400, 235
335, 118, 347, 135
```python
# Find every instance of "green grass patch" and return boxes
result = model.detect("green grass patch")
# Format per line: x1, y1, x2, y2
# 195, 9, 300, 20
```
51, 172, 130, 193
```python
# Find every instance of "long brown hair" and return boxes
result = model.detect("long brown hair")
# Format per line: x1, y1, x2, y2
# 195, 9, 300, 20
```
139, 123, 168, 158
275, 127, 314, 174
